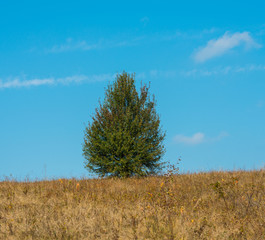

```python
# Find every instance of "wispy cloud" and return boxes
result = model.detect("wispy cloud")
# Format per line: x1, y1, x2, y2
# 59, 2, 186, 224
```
1, 71, 172, 90
44, 28, 219, 54
0, 74, 115, 89
174, 132, 205, 145
182, 64, 265, 77
173, 132, 228, 145
149, 70, 178, 78
0, 78, 55, 89
47, 38, 99, 53
140, 16, 149, 26
46, 37, 145, 53
194, 32, 261, 63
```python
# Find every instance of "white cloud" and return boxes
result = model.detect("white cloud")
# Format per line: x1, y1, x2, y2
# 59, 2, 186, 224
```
149, 70, 177, 79
211, 132, 229, 142
194, 32, 261, 63
174, 132, 205, 145
47, 38, 99, 53
57, 74, 114, 85
1, 70, 179, 90
158, 28, 218, 42
45, 28, 219, 54
0, 78, 55, 89
0, 73, 115, 89
182, 64, 265, 77
47, 37, 145, 53
173, 132, 228, 145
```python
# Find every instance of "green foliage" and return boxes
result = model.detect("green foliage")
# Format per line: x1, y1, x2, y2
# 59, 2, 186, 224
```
83, 72, 166, 178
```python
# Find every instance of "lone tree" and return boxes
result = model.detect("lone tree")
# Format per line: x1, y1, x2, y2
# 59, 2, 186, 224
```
83, 72, 165, 178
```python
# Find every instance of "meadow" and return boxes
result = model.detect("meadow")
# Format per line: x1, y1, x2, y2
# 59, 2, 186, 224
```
0, 169, 264, 239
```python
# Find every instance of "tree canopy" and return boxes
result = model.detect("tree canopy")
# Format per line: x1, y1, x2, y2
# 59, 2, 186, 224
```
83, 72, 165, 178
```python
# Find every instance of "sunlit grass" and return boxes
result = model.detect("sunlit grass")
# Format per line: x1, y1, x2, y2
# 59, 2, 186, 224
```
0, 169, 264, 239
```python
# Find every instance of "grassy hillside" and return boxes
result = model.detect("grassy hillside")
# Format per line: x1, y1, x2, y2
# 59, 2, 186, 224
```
0, 170, 264, 239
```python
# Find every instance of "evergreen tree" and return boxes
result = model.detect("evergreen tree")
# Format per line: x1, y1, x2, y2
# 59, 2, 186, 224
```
83, 72, 165, 178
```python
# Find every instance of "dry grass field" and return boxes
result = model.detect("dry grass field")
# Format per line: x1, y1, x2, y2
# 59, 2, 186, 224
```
0, 169, 264, 239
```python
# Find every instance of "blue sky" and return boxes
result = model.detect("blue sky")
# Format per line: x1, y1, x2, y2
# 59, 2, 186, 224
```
1, 1, 265, 180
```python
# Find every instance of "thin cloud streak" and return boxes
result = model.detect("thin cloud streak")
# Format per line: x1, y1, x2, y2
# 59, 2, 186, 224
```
2, 63, 264, 90
47, 37, 145, 53
0, 74, 115, 89
182, 64, 265, 77
47, 38, 99, 53
0, 78, 55, 89
45, 28, 219, 53
174, 132, 205, 145
173, 132, 228, 145
194, 32, 261, 63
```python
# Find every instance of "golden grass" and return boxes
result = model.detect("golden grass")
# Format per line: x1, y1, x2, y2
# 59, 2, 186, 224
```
0, 169, 264, 239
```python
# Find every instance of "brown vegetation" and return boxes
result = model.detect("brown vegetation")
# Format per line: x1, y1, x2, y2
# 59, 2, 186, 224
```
0, 169, 264, 239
